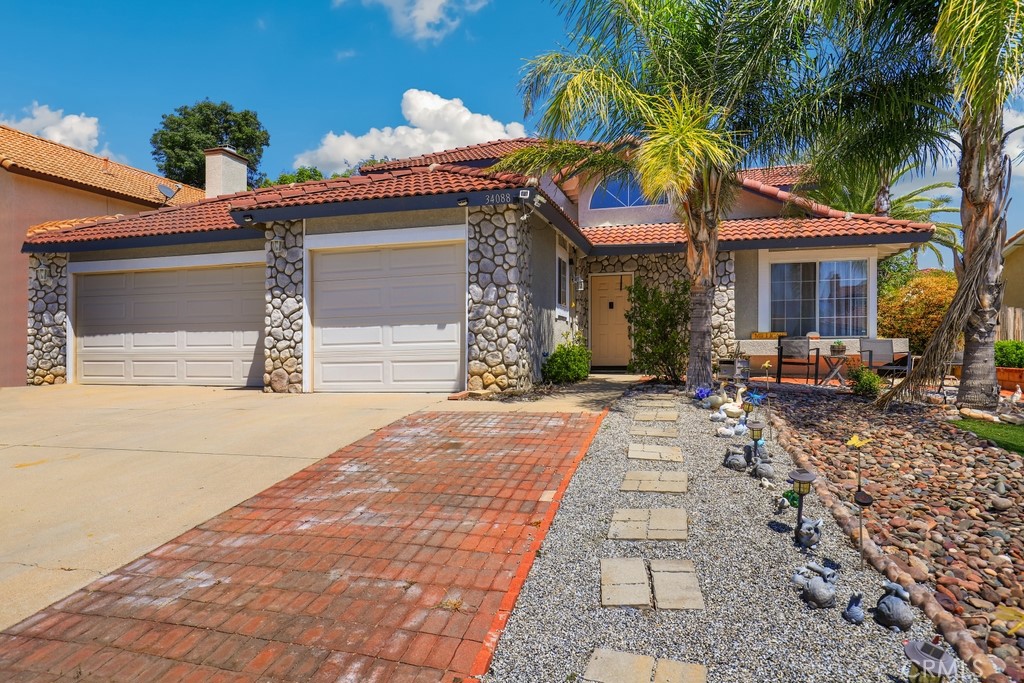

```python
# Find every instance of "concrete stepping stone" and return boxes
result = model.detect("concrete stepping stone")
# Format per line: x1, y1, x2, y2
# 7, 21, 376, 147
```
629, 426, 678, 438
627, 443, 683, 462
634, 411, 679, 422
600, 558, 651, 607
609, 508, 688, 540
639, 393, 677, 399
650, 559, 705, 610
583, 648, 707, 683
620, 471, 688, 493
635, 399, 675, 408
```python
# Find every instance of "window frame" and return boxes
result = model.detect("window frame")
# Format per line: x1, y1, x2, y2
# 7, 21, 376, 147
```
757, 248, 877, 338
589, 173, 668, 210
556, 234, 571, 318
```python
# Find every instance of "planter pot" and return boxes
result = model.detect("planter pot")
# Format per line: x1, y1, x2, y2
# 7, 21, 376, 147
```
830, 345, 847, 357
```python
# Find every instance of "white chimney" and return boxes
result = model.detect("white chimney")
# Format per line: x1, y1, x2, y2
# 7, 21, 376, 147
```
204, 147, 249, 197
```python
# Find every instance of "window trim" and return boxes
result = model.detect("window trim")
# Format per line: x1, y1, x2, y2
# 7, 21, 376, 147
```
757, 248, 877, 337
589, 174, 667, 210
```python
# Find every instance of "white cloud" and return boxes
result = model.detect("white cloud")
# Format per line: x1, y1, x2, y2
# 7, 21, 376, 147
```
0, 102, 101, 153
333, 0, 488, 41
335, 48, 357, 61
295, 88, 526, 173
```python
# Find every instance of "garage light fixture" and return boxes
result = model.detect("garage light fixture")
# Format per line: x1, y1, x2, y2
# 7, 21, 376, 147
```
270, 236, 285, 256
242, 214, 255, 224
35, 265, 51, 286
457, 197, 469, 207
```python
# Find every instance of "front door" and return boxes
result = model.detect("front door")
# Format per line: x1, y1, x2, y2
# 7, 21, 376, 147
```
591, 273, 633, 366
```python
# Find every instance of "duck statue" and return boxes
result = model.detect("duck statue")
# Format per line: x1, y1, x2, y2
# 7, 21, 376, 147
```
707, 384, 729, 410
721, 385, 747, 420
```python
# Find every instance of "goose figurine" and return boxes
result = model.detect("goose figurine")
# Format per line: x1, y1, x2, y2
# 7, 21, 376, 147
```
707, 384, 728, 410
1013, 384, 1022, 405
721, 385, 747, 419
709, 408, 727, 422
732, 421, 748, 437
716, 426, 736, 438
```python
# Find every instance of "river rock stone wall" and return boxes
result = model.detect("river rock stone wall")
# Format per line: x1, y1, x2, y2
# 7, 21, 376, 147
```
712, 251, 736, 359
579, 250, 737, 360
264, 221, 304, 393
26, 252, 69, 385
467, 205, 533, 392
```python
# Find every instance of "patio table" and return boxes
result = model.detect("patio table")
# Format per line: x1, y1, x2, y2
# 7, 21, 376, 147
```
818, 354, 848, 387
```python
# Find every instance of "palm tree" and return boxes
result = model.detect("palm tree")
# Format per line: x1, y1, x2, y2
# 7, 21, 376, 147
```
496, 0, 814, 388
798, 166, 962, 267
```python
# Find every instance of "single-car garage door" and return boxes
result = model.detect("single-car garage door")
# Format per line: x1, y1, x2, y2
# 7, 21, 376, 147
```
313, 242, 465, 392
75, 265, 264, 386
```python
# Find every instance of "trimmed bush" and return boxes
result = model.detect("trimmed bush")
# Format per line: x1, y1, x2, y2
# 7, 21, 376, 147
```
878, 270, 959, 355
542, 334, 592, 384
995, 340, 1024, 368
850, 367, 883, 397
624, 279, 691, 383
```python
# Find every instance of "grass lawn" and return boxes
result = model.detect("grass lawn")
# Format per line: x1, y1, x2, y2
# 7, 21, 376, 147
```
958, 418, 1024, 455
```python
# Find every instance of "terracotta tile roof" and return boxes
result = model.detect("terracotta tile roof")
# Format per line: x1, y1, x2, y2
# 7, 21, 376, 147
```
25, 215, 121, 238
228, 164, 532, 212
582, 215, 934, 247
359, 138, 545, 173
737, 165, 808, 187
24, 165, 537, 247
0, 124, 204, 207
1004, 229, 1024, 255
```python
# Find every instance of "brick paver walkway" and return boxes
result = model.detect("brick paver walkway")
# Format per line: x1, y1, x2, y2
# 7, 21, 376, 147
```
0, 411, 603, 683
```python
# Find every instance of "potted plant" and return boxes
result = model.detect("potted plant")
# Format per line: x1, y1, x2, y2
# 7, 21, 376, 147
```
830, 340, 847, 356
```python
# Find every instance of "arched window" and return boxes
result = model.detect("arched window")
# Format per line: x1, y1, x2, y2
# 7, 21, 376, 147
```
589, 174, 667, 209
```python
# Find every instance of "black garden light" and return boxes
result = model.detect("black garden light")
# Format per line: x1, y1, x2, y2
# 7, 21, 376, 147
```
905, 638, 956, 683
788, 468, 817, 537
748, 420, 765, 442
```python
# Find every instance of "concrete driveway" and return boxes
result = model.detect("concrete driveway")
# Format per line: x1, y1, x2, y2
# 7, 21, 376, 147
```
0, 385, 443, 630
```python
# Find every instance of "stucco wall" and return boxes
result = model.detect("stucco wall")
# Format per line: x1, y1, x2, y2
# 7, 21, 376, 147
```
1, 171, 155, 386
734, 249, 760, 338
530, 221, 580, 372
1004, 246, 1024, 308
306, 208, 465, 235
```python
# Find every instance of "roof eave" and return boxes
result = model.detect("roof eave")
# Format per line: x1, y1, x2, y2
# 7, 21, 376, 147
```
2, 163, 167, 209
22, 227, 253, 254
589, 230, 933, 256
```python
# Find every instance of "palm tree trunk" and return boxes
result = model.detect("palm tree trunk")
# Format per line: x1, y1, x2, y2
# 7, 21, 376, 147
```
683, 171, 722, 389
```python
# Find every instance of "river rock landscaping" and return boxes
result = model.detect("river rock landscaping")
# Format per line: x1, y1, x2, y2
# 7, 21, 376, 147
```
483, 386, 977, 683
775, 389, 1023, 682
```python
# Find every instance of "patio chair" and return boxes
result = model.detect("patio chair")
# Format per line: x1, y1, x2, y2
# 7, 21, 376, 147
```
776, 337, 820, 384
858, 338, 913, 387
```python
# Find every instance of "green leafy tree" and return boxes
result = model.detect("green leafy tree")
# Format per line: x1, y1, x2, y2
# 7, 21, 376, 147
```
496, 0, 815, 389
151, 100, 270, 189
261, 166, 341, 187
624, 279, 692, 383
876, 253, 918, 298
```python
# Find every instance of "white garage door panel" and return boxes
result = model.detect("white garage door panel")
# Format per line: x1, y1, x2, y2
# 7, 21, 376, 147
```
76, 264, 263, 386
313, 242, 465, 392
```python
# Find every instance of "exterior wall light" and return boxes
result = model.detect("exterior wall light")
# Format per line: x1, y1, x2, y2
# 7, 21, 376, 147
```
574, 274, 585, 291
270, 237, 285, 256
35, 265, 51, 286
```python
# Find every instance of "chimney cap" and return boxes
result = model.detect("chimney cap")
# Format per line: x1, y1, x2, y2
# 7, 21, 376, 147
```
203, 146, 250, 165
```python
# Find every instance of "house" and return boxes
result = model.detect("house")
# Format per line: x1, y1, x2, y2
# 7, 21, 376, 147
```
1000, 230, 1024, 341
0, 124, 204, 386
21, 138, 933, 392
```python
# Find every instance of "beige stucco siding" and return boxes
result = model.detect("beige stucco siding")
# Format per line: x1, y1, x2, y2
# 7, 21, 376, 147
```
1004, 246, 1024, 308
1, 171, 155, 386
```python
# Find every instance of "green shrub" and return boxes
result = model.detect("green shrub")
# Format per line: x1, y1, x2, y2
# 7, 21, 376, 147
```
878, 270, 959, 355
995, 340, 1024, 368
851, 368, 883, 397
542, 334, 591, 384
624, 279, 691, 383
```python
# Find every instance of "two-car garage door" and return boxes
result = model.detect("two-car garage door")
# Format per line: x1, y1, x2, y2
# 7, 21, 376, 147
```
73, 240, 466, 392
76, 265, 264, 386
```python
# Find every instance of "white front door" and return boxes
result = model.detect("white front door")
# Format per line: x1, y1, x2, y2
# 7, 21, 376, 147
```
312, 242, 465, 392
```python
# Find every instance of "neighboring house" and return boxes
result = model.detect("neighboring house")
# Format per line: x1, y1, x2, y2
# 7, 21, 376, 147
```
21, 138, 933, 392
1003, 230, 1023, 309
0, 124, 203, 386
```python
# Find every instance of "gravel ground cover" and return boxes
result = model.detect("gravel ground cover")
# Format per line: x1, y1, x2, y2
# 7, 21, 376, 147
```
776, 390, 1023, 680
484, 386, 978, 683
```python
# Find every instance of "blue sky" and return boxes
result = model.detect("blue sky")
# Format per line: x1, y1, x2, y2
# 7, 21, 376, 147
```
1, 0, 1020, 268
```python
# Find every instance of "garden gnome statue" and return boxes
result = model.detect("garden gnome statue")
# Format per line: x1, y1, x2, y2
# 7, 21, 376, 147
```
875, 581, 914, 632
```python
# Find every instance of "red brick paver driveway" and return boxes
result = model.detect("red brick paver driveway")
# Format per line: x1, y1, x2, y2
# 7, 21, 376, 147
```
0, 411, 603, 682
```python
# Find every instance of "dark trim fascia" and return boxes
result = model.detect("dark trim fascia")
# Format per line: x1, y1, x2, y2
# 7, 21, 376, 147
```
589, 232, 930, 257
22, 228, 254, 254
3, 165, 165, 209
229, 188, 538, 226
538, 202, 591, 254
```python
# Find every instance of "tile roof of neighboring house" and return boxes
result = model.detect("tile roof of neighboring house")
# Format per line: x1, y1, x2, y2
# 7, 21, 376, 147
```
582, 215, 933, 246
23, 165, 536, 247
359, 138, 545, 173
1004, 229, 1024, 255
0, 125, 204, 207
737, 165, 808, 187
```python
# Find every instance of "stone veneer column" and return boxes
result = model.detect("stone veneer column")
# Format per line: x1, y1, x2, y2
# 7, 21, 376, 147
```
26, 252, 69, 385
264, 221, 304, 393
466, 205, 533, 392
711, 250, 736, 359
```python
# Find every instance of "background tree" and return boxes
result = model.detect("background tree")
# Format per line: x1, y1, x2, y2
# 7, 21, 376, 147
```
151, 100, 270, 189
878, 270, 959, 355
497, 0, 814, 389
261, 166, 336, 187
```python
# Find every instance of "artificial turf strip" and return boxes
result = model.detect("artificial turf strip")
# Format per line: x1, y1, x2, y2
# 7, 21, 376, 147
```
958, 417, 1024, 455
